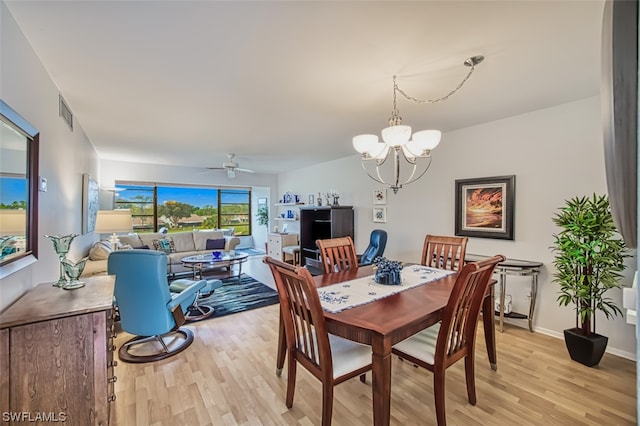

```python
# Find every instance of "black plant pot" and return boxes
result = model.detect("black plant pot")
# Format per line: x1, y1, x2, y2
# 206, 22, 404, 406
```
563, 328, 608, 367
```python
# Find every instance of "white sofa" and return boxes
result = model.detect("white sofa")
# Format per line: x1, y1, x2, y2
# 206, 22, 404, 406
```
82, 230, 240, 277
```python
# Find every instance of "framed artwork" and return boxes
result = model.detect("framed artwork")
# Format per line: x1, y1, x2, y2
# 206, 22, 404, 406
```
373, 189, 387, 205
455, 175, 515, 240
82, 173, 99, 234
373, 207, 387, 223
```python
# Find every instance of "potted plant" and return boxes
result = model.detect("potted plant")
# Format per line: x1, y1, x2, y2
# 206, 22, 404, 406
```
551, 194, 629, 367
256, 205, 269, 227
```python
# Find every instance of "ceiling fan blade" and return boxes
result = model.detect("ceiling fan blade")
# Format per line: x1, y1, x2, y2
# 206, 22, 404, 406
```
236, 168, 255, 173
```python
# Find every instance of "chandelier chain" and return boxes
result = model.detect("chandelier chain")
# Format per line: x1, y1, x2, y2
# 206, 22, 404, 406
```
394, 62, 478, 105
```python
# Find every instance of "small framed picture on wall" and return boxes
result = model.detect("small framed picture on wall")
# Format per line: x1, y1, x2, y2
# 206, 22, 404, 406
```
373, 189, 387, 205
373, 207, 387, 223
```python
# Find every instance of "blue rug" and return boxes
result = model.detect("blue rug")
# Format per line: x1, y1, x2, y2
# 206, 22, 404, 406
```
198, 273, 278, 318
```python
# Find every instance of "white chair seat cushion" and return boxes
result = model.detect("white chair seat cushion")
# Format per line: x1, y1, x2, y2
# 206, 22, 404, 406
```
392, 323, 440, 365
328, 334, 371, 379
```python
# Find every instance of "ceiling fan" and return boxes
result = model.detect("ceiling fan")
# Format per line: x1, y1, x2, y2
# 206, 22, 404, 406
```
206, 153, 255, 179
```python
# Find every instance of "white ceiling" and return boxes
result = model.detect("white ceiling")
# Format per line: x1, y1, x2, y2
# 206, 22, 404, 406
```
4, 0, 605, 175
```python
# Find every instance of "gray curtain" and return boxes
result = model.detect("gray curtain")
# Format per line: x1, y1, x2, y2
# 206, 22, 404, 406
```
601, 0, 638, 248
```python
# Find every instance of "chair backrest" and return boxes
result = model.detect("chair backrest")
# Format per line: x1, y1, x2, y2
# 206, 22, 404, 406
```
436, 254, 505, 364
107, 249, 177, 336
316, 236, 359, 274
359, 229, 388, 266
263, 256, 333, 381
422, 235, 468, 272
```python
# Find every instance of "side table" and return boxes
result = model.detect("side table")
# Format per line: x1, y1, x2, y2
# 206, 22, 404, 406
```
466, 254, 543, 332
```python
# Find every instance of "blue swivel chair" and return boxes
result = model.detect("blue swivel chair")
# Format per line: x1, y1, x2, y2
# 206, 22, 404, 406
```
108, 249, 206, 363
358, 229, 388, 266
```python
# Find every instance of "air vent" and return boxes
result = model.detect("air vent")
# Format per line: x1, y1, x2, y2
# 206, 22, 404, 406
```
59, 94, 73, 131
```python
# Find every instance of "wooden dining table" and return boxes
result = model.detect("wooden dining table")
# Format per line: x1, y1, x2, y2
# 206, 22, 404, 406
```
276, 264, 497, 426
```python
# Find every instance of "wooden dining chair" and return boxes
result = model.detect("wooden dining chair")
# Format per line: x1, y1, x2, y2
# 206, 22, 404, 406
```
421, 235, 469, 272
392, 254, 505, 426
316, 236, 359, 274
263, 256, 372, 426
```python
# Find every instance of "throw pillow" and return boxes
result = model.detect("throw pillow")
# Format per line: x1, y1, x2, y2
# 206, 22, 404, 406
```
152, 238, 175, 254
89, 241, 112, 261
205, 238, 226, 250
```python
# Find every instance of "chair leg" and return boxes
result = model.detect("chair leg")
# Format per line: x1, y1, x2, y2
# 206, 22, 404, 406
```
285, 353, 297, 409
464, 353, 477, 405
156, 335, 170, 353
433, 367, 447, 426
321, 383, 334, 426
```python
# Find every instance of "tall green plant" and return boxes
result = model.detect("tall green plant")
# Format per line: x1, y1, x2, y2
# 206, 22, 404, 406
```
257, 206, 269, 226
551, 194, 628, 335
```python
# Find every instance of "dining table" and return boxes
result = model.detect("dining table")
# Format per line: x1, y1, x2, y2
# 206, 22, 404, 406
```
275, 264, 498, 426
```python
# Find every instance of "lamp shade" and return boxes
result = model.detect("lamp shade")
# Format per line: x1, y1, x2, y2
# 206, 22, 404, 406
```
353, 134, 380, 154
94, 210, 133, 234
0, 209, 26, 236
381, 125, 412, 147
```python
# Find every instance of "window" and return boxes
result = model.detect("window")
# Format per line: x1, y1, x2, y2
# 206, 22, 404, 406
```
114, 183, 251, 236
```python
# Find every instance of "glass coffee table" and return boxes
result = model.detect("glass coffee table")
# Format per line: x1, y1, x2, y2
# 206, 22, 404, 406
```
181, 251, 249, 282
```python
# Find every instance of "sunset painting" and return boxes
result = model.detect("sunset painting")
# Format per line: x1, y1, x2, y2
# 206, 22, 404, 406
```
463, 184, 505, 231
455, 175, 515, 240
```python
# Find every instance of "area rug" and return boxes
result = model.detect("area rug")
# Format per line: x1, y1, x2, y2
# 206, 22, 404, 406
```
196, 273, 279, 318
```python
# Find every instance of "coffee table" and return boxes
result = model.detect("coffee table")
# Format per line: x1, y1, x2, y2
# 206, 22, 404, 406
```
181, 252, 249, 282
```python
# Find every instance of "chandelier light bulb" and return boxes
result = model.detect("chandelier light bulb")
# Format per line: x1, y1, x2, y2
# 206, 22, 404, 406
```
412, 129, 442, 150
381, 125, 412, 147
353, 134, 380, 154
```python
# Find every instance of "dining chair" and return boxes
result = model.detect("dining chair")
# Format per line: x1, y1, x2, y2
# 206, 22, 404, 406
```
421, 234, 469, 272
391, 254, 505, 426
263, 256, 372, 426
316, 236, 359, 274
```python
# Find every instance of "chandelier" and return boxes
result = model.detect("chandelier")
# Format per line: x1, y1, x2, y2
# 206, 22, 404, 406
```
353, 55, 484, 193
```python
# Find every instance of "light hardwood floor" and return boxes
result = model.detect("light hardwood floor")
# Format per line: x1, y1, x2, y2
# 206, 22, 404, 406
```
111, 258, 636, 425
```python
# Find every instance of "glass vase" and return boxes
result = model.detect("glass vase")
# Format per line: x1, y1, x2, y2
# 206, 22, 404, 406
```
45, 234, 78, 287
61, 256, 88, 290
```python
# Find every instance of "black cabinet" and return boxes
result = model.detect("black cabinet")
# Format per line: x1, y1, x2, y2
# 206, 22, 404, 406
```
300, 206, 354, 272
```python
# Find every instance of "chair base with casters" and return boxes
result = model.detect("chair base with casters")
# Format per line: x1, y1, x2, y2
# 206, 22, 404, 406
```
169, 278, 223, 321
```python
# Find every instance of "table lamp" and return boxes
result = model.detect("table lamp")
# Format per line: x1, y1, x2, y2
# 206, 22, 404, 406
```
0, 209, 27, 253
94, 209, 133, 250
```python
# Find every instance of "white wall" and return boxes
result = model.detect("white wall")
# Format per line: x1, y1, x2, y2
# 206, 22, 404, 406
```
0, 2, 100, 310
278, 96, 637, 359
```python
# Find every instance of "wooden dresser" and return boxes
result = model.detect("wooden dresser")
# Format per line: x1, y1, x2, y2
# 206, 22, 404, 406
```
0, 275, 116, 425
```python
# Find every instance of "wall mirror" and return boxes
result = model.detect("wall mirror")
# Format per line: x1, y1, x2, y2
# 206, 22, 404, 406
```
0, 100, 39, 266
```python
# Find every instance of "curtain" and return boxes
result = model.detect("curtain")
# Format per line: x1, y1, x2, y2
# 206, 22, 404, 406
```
601, 0, 638, 248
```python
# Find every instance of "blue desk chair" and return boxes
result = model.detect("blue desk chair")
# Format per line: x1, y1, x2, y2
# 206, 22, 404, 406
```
358, 229, 388, 266
108, 250, 206, 363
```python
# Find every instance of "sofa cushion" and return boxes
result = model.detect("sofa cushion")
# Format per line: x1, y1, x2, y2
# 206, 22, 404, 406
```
119, 234, 143, 247
152, 238, 176, 254
206, 238, 226, 250
169, 231, 196, 252
193, 231, 224, 250
89, 241, 112, 261
139, 232, 165, 249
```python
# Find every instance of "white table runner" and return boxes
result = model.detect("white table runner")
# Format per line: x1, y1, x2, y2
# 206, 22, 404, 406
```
318, 265, 455, 313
